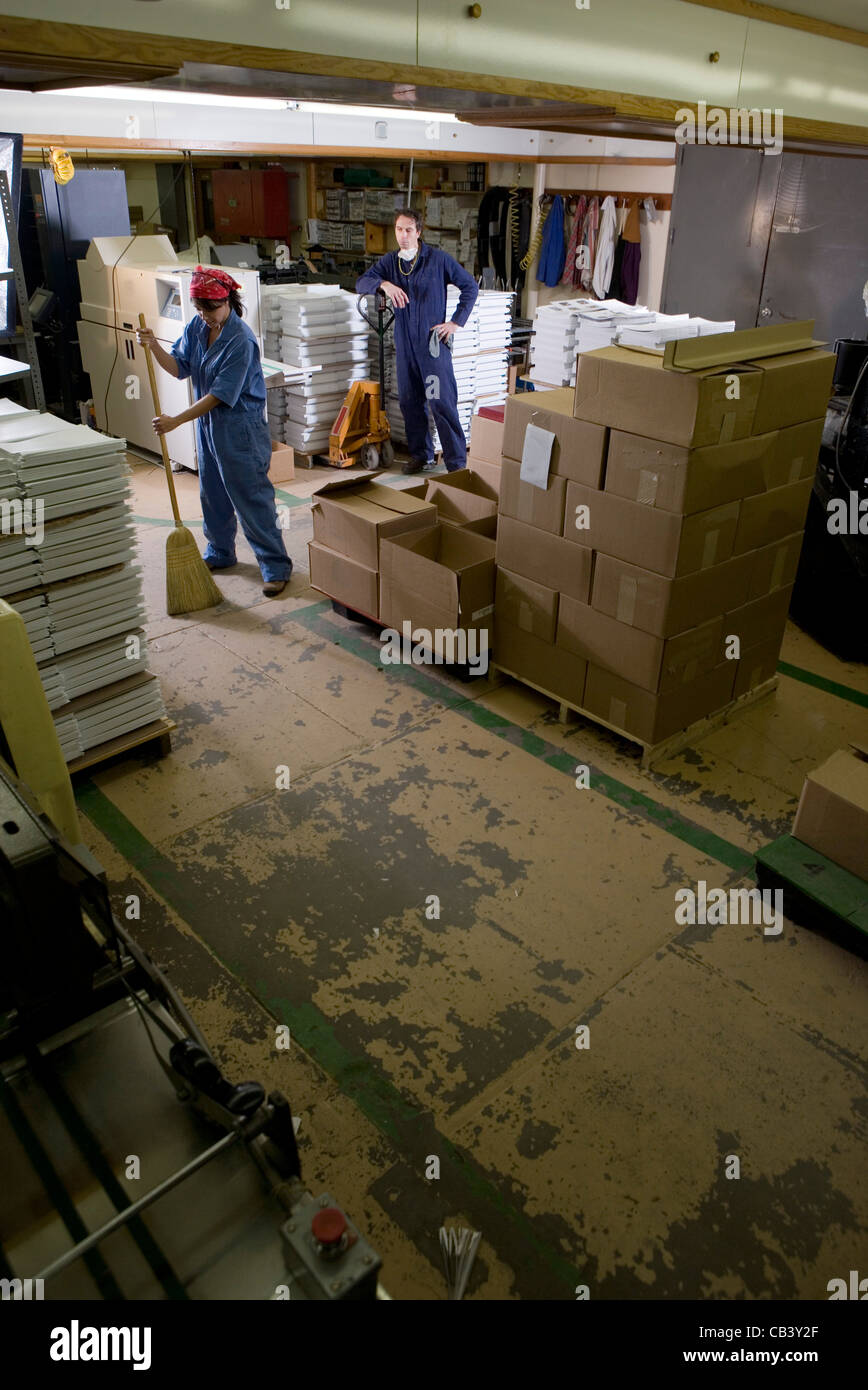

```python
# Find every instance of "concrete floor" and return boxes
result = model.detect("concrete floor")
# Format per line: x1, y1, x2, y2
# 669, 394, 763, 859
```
71, 454, 868, 1300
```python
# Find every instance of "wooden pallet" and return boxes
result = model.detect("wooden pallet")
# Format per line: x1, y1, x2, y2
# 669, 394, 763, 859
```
67, 717, 175, 776
490, 664, 778, 770
756, 835, 868, 957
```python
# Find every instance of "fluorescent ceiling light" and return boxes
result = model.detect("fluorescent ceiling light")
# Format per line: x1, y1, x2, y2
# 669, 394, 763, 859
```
47, 86, 289, 109
295, 101, 459, 123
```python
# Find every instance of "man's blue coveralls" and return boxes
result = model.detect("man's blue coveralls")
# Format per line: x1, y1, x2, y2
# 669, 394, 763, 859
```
171, 310, 291, 582
357, 244, 478, 471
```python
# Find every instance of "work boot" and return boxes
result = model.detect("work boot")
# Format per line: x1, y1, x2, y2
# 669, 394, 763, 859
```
401, 458, 426, 475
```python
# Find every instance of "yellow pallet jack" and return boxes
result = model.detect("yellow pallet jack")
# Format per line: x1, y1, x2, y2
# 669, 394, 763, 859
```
328, 289, 396, 468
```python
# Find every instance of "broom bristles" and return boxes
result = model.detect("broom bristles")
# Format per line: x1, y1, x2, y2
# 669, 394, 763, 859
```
165, 524, 223, 616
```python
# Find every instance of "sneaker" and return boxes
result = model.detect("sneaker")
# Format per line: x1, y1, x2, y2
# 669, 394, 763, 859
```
205, 557, 237, 571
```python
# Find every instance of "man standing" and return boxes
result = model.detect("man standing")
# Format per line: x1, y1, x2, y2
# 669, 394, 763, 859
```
357, 208, 478, 474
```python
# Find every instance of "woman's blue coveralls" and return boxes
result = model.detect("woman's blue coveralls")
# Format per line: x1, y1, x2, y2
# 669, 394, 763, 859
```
171, 311, 291, 582
357, 244, 478, 471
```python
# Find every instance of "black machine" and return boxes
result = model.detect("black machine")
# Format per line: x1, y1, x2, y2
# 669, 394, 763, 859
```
0, 762, 381, 1299
791, 336, 868, 660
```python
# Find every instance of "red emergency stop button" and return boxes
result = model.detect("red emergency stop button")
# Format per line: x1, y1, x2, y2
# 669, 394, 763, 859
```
311, 1207, 347, 1247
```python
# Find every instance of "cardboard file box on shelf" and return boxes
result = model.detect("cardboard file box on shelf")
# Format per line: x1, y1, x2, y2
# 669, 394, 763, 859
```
500, 457, 567, 536
745, 350, 836, 434
379, 524, 496, 638
724, 585, 794, 654
496, 515, 591, 604
792, 743, 868, 881
732, 634, 782, 698
503, 388, 607, 487
494, 621, 588, 708
733, 479, 813, 555
573, 346, 762, 448
591, 552, 753, 638
310, 473, 437, 569
495, 569, 559, 644
747, 532, 803, 600
583, 663, 737, 745
468, 456, 502, 498
564, 482, 739, 577
603, 430, 772, 513
762, 419, 824, 490
268, 440, 295, 484
469, 413, 506, 465
557, 598, 724, 694
308, 541, 378, 616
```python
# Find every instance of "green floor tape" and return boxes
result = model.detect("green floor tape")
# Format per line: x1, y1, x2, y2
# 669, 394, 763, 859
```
756, 835, 868, 933
777, 661, 868, 710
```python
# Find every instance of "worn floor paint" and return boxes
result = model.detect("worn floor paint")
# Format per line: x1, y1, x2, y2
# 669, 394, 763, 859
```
70, 462, 868, 1300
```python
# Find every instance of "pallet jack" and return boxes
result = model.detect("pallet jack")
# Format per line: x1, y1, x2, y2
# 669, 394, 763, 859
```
328, 290, 396, 469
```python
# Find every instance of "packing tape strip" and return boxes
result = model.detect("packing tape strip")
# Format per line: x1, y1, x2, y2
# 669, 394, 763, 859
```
636, 469, 659, 506
471, 603, 494, 621
719, 410, 737, 443
518, 600, 532, 633
608, 697, 628, 730
770, 548, 788, 590
616, 575, 638, 625
748, 662, 762, 690
788, 455, 804, 484
700, 527, 721, 569
682, 658, 699, 683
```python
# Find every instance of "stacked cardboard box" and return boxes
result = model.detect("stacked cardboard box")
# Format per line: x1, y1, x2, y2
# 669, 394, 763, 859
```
792, 742, 868, 881
490, 325, 836, 744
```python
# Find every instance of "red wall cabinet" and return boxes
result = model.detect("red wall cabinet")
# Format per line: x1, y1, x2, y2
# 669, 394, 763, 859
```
212, 169, 292, 238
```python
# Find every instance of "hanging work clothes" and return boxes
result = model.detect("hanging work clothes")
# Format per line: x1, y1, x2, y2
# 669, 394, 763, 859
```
560, 195, 587, 287
608, 201, 629, 300
580, 197, 600, 291
592, 195, 617, 299
537, 194, 566, 286
477, 186, 511, 284
620, 199, 642, 306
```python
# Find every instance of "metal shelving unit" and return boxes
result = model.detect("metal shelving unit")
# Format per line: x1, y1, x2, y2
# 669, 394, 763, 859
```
0, 169, 45, 410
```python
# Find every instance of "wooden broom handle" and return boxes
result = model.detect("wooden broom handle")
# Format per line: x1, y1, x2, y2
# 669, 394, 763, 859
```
138, 313, 182, 525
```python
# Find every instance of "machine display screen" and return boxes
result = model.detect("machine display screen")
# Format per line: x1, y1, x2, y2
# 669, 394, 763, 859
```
157, 279, 182, 320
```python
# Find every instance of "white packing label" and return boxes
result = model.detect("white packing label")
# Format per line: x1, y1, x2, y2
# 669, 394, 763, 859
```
520, 424, 556, 490
700, 528, 720, 569
471, 604, 494, 621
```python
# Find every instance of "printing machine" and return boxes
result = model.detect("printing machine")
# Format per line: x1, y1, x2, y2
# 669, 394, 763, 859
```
76, 237, 262, 473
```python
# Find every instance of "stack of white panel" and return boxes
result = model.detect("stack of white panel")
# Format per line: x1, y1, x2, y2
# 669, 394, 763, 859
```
614, 313, 735, 348
529, 301, 585, 387
0, 410, 166, 763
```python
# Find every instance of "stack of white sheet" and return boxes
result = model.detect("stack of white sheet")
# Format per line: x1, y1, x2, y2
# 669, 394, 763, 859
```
614, 314, 736, 348
0, 410, 166, 763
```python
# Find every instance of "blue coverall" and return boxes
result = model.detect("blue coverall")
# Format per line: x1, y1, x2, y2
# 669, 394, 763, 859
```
171, 311, 291, 582
357, 244, 478, 471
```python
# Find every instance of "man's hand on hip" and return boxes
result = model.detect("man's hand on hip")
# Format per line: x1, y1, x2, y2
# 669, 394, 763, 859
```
380, 281, 409, 309
433, 321, 459, 342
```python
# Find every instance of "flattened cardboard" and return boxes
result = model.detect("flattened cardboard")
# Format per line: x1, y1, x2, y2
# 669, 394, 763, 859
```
746, 348, 836, 434
725, 585, 793, 653
793, 748, 868, 881
591, 551, 753, 638
564, 482, 739, 577
308, 541, 378, 617
500, 457, 567, 535
747, 532, 804, 600
495, 515, 591, 603
494, 620, 587, 708
733, 478, 813, 555
583, 662, 737, 745
573, 346, 761, 448
604, 429, 772, 514
557, 597, 724, 694
503, 389, 607, 486
311, 473, 437, 569
469, 412, 506, 465
496, 568, 559, 643
762, 419, 823, 491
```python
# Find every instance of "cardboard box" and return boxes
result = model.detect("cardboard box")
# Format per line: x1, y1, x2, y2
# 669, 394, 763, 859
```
379, 524, 496, 632
268, 440, 295, 484
468, 456, 502, 497
725, 585, 793, 653
604, 429, 772, 514
503, 389, 607, 487
747, 532, 804, 600
496, 568, 559, 644
733, 478, 813, 555
494, 620, 587, 708
573, 346, 762, 448
469, 413, 505, 465
311, 474, 437, 569
732, 634, 782, 698
365, 221, 388, 254
762, 419, 824, 491
792, 743, 868, 880
308, 541, 378, 617
591, 551, 753, 638
500, 457, 567, 536
583, 662, 737, 745
557, 598, 724, 694
746, 348, 836, 434
425, 470, 498, 526
564, 482, 740, 577
496, 515, 591, 603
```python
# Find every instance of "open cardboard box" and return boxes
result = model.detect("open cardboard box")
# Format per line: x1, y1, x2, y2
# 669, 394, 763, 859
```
379, 523, 495, 634
792, 743, 868, 881
310, 472, 437, 569
268, 440, 296, 484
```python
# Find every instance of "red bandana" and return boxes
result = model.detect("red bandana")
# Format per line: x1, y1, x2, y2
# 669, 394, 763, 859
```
190, 265, 241, 300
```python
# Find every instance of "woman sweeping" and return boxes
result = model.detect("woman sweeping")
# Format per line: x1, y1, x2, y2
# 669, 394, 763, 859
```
137, 266, 291, 598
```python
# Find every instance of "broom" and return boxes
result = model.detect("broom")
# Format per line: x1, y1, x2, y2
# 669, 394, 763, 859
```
138, 313, 223, 616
